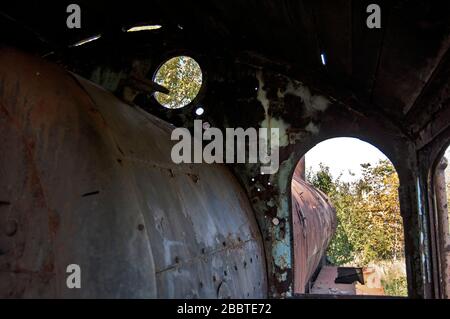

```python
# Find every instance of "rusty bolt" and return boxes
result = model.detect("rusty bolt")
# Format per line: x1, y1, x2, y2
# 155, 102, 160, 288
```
5, 220, 18, 236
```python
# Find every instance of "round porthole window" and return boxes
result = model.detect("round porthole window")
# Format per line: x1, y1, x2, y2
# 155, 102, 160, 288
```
153, 56, 203, 109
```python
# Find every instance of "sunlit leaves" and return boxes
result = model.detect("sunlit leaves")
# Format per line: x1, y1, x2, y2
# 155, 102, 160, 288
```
307, 160, 404, 266
153, 56, 202, 109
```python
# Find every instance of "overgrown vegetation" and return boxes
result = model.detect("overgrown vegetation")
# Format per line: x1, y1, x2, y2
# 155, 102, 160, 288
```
382, 270, 408, 296
307, 160, 407, 296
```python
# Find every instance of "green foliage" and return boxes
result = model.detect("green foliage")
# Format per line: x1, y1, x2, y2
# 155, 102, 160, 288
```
308, 163, 334, 195
327, 220, 354, 265
307, 160, 405, 266
382, 269, 408, 296
154, 56, 202, 109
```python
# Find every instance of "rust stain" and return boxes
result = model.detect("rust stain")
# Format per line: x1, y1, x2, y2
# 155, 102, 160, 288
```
48, 210, 60, 237
0, 101, 60, 237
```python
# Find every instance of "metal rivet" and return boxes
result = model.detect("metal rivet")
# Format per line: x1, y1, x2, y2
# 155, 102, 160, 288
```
137, 224, 145, 231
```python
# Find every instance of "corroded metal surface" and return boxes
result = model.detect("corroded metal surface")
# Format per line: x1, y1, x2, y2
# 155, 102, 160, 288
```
0, 48, 267, 298
291, 172, 337, 293
434, 157, 450, 298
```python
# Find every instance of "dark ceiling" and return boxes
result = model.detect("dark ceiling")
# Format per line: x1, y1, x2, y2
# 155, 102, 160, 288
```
1, 0, 449, 136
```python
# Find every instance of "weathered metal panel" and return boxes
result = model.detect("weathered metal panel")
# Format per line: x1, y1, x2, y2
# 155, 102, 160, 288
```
291, 171, 337, 293
434, 157, 450, 298
0, 48, 267, 298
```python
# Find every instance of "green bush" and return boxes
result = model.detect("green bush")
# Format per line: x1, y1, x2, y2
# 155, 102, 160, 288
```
382, 274, 408, 296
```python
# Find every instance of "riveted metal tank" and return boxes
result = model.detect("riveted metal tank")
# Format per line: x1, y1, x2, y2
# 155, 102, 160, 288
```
292, 162, 337, 293
0, 48, 267, 298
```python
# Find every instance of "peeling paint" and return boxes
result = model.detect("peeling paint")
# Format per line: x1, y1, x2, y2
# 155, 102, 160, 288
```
276, 271, 288, 282
260, 117, 290, 147
277, 79, 331, 113
256, 70, 270, 117
305, 121, 320, 134
272, 240, 291, 270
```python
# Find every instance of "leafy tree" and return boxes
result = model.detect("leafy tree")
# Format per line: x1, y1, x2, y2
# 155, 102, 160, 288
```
354, 161, 404, 263
308, 163, 335, 195
307, 160, 404, 266
153, 56, 202, 109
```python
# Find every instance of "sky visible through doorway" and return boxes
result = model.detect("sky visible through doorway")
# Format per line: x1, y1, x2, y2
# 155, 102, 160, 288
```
305, 137, 390, 183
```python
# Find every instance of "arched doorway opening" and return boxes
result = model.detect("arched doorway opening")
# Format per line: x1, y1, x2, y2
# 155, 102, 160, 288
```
292, 137, 407, 297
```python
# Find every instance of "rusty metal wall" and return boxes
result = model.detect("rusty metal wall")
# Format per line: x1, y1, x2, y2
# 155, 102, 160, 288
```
0, 48, 267, 298
291, 171, 337, 294
434, 157, 450, 298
